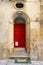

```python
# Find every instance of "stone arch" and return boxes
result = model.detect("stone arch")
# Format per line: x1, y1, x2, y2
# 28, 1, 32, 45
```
9, 11, 30, 54
12, 11, 30, 24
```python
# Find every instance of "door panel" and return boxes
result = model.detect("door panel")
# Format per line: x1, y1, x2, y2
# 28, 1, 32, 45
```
14, 24, 25, 48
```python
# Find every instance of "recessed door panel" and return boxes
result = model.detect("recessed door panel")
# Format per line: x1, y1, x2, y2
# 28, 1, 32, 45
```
14, 24, 25, 48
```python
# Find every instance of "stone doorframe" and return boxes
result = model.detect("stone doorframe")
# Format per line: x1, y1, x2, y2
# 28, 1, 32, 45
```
10, 11, 30, 53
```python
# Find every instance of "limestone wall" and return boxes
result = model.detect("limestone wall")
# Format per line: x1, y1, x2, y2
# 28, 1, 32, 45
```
26, 23, 30, 53
41, 2, 43, 60
25, 0, 40, 20
0, 2, 14, 59
0, 1, 41, 59
41, 22, 43, 61
30, 22, 41, 60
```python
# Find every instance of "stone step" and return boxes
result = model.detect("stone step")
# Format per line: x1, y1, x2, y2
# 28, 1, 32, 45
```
14, 48, 25, 51
10, 48, 29, 58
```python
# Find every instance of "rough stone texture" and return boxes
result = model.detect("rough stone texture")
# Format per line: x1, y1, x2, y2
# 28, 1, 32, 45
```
40, 22, 43, 61
40, 1, 43, 60
26, 23, 30, 53
30, 22, 41, 60
0, 1, 42, 60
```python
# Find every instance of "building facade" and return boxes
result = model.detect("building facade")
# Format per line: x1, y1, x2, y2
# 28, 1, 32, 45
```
0, 0, 43, 61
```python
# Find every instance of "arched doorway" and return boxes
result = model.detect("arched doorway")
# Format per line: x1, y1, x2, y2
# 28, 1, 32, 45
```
14, 15, 26, 48
12, 11, 30, 51
14, 17, 26, 48
9, 11, 30, 59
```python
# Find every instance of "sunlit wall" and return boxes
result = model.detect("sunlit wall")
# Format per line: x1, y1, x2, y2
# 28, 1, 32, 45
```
0, 0, 41, 59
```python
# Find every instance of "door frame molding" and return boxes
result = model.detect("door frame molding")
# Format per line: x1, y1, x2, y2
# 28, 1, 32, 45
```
10, 11, 30, 53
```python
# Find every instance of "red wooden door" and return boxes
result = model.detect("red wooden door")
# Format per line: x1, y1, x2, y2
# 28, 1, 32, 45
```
14, 24, 25, 48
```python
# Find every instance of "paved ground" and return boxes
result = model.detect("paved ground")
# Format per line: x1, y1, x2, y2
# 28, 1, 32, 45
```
0, 60, 43, 65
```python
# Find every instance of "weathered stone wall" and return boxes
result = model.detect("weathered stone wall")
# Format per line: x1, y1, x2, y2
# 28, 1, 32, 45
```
30, 22, 41, 60
40, 1, 43, 60
25, 0, 40, 60
41, 22, 43, 61
26, 23, 30, 53
0, 0, 41, 59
